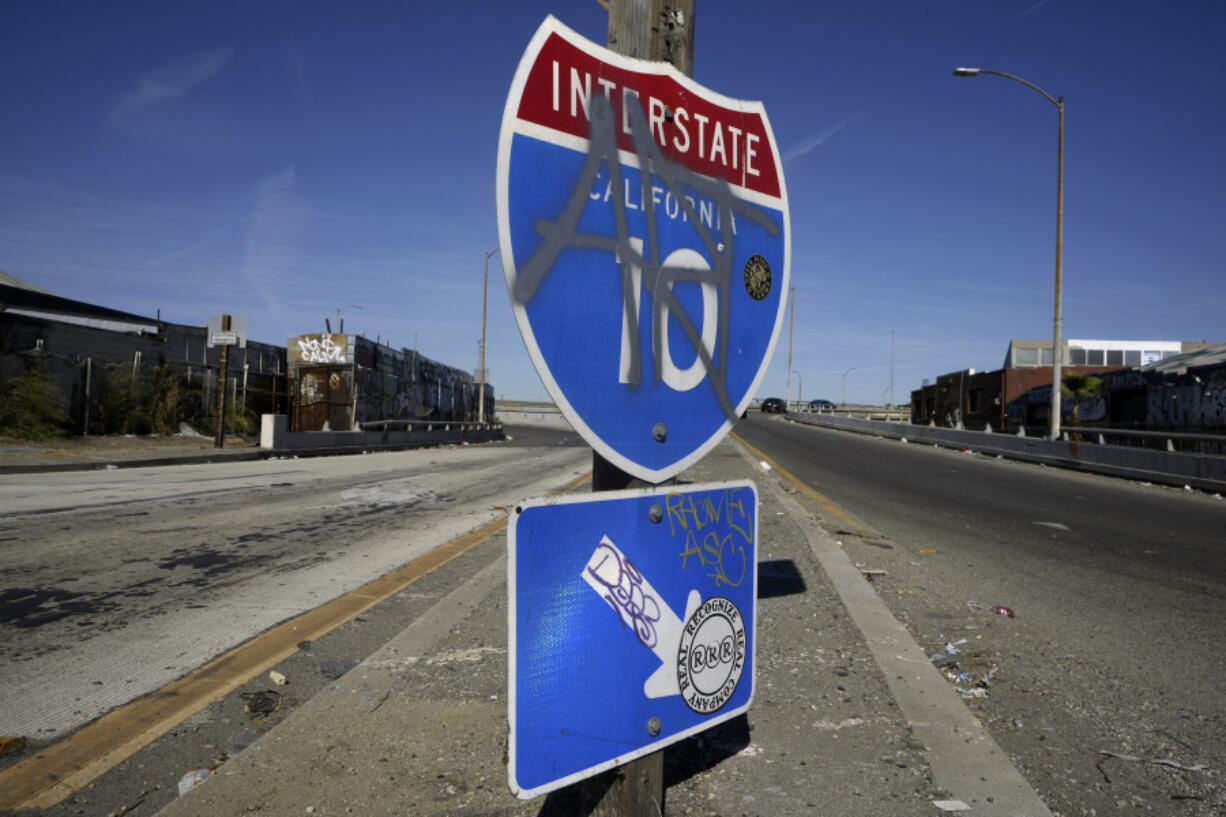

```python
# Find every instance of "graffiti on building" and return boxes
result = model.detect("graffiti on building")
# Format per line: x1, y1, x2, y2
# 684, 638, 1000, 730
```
286, 333, 491, 430
1147, 367, 1226, 430
295, 334, 347, 364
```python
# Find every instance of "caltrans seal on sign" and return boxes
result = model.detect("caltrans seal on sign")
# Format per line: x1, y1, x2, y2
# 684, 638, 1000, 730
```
677, 596, 746, 713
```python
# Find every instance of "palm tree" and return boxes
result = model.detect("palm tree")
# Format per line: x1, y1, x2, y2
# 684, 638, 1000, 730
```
1060, 373, 1103, 428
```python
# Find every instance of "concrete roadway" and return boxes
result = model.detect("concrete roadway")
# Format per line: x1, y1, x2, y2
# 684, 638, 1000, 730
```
0, 429, 591, 742
4, 420, 1224, 815
735, 414, 1226, 815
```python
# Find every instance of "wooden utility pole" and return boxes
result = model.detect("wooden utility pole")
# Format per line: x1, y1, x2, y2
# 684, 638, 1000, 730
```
606, 0, 694, 76
213, 314, 230, 448
580, 3, 696, 814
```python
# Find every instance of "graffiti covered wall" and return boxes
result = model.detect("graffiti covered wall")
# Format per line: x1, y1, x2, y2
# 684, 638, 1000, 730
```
1146, 365, 1226, 431
352, 337, 491, 423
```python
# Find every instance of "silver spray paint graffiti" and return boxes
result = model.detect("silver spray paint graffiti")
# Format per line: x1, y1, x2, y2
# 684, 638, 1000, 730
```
509, 93, 778, 422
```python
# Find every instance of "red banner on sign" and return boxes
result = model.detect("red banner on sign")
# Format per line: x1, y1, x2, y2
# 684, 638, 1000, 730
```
515, 32, 782, 200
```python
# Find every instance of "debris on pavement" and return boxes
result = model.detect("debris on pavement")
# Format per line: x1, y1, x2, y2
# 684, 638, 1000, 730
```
111, 788, 149, 816
269, 670, 288, 686
240, 690, 283, 718
1099, 750, 1209, 773
968, 600, 1016, 617
0, 736, 26, 756
232, 730, 263, 750
178, 768, 212, 796
316, 657, 361, 680
933, 800, 971, 811
927, 651, 957, 668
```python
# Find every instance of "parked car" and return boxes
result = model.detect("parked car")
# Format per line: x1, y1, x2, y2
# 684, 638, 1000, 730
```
760, 397, 786, 413
808, 399, 835, 411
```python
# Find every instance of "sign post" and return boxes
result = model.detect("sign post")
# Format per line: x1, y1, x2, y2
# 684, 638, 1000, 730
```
207, 314, 247, 448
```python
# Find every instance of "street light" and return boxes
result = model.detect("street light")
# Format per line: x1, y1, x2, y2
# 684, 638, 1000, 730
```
792, 371, 803, 406
868, 324, 895, 407
479, 247, 500, 424
954, 66, 1064, 440
786, 287, 796, 410
842, 367, 855, 407
335, 304, 362, 333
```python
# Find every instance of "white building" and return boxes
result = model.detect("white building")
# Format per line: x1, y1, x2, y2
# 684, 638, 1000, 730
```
1004, 339, 1199, 369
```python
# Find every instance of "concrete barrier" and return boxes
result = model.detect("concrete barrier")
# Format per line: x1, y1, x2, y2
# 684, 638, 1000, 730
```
494, 401, 574, 431
788, 413, 1226, 494
260, 415, 505, 455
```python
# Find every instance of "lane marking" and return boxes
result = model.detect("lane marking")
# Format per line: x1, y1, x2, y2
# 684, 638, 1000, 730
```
0, 470, 593, 811
730, 430, 874, 536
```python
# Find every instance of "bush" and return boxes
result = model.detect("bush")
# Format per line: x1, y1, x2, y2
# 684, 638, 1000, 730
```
223, 401, 256, 436
97, 368, 152, 435
0, 361, 69, 440
149, 366, 207, 435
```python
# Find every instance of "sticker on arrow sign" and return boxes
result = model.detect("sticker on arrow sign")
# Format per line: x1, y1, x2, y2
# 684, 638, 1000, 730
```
583, 535, 747, 709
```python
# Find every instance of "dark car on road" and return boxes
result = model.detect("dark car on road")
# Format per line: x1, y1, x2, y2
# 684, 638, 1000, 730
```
760, 397, 786, 413
808, 399, 835, 411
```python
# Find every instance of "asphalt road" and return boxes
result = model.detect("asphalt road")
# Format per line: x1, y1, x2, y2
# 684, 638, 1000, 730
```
736, 414, 1226, 815
0, 430, 590, 743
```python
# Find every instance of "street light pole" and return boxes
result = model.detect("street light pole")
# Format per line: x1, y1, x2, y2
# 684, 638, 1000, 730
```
480, 247, 499, 424
868, 324, 895, 407
842, 367, 855, 408
335, 304, 362, 334
786, 287, 795, 410
954, 66, 1064, 440
793, 371, 803, 405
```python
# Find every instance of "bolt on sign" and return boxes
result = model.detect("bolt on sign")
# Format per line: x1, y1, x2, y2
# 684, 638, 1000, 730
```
508, 480, 758, 798
496, 16, 790, 483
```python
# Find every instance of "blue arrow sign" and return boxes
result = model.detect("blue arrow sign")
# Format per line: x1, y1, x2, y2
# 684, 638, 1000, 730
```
508, 480, 758, 798
497, 17, 790, 482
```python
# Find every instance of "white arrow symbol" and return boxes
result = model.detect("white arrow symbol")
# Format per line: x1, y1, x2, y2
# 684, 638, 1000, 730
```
582, 536, 701, 699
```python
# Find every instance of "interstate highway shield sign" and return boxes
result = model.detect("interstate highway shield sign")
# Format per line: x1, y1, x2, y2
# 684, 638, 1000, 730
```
496, 16, 790, 483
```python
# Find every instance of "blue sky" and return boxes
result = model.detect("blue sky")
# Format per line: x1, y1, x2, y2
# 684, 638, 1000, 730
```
2, 1, 1222, 405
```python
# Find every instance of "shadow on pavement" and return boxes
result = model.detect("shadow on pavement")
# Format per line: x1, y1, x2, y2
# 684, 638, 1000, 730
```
758, 558, 807, 598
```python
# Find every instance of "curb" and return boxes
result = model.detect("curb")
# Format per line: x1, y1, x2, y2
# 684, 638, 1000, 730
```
0, 432, 508, 475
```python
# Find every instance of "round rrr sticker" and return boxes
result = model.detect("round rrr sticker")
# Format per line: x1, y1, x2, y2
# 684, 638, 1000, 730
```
677, 596, 747, 714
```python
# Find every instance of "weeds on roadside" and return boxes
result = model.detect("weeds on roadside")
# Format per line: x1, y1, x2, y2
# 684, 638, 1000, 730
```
0, 360, 69, 440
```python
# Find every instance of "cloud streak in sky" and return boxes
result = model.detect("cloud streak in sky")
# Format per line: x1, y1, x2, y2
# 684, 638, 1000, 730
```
782, 112, 863, 163
148, 242, 204, 267
109, 47, 232, 124
242, 168, 306, 320
1018, 0, 1052, 19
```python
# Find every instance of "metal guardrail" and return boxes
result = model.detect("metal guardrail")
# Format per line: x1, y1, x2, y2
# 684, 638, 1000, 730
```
359, 419, 502, 433
791, 412, 1226, 493
1064, 426, 1226, 456
789, 405, 910, 423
